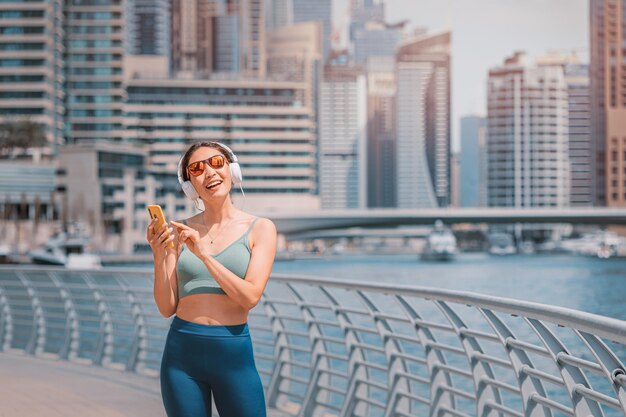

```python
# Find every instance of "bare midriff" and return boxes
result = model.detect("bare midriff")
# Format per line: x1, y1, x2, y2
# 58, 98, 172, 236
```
175, 294, 248, 325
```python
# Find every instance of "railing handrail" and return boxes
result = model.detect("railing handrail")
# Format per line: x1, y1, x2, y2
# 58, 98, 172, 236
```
2, 265, 625, 417
3, 265, 624, 344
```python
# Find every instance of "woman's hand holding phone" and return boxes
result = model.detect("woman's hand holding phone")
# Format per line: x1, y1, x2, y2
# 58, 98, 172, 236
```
147, 217, 177, 259
146, 204, 179, 260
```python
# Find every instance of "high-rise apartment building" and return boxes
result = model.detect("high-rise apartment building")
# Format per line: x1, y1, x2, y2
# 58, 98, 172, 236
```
171, 0, 265, 78
125, 0, 170, 59
459, 115, 487, 207
265, 0, 292, 30
395, 31, 451, 208
367, 56, 396, 208
292, 0, 331, 62
266, 21, 321, 110
319, 65, 367, 208
487, 52, 570, 207
590, 0, 626, 206
122, 56, 319, 213
537, 53, 593, 207
0, 1, 65, 157
352, 21, 404, 66
64, 0, 125, 144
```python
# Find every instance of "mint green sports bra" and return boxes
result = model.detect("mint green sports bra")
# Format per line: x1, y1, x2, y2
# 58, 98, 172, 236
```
175, 218, 258, 298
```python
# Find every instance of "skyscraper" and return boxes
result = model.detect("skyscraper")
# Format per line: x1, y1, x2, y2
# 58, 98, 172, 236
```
0, 0, 65, 157
319, 65, 367, 209
265, 0, 292, 30
537, 53, 593, 207
395, 31, 451, 208
292, 0, 331, 62
64, 0, 125, 144
367, 56, 396, 208
125, 0, 170, 59
171, 0, 265, 78
487, 52, 570, 208
590, 0, 626, 207
459, 115, 487, 207
351, 21, 404, 66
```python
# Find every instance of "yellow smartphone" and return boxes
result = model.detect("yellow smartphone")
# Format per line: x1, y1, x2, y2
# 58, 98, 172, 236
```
147, 204, 174, 249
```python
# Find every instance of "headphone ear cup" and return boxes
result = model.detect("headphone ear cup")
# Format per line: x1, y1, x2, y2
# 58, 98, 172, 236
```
182, 180, 199, 200
230, 162, 243, 186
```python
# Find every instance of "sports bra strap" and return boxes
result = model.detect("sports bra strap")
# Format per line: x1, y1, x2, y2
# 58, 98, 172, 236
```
244, 218, 259, 235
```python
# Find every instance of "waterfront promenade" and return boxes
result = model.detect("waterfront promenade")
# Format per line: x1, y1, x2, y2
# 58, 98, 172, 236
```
1, 265, 626, 416
0, 351, 167, 417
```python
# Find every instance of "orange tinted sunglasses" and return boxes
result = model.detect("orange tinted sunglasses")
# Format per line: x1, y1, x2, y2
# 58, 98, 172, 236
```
187, 155, 226, 176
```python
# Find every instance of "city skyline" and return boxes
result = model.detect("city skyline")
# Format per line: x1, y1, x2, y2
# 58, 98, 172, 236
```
358, 0, 589, 153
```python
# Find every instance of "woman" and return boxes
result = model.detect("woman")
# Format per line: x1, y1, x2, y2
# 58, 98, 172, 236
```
146, 141, 277, 417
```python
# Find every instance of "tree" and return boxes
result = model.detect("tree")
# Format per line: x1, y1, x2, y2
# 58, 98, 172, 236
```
0, 118, 47, 156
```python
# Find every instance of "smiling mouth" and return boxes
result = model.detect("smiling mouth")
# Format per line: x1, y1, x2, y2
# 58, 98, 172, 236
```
206, 181, 222, 190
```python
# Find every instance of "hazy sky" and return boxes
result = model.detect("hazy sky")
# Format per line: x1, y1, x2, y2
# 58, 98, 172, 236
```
334, 0, 589, 152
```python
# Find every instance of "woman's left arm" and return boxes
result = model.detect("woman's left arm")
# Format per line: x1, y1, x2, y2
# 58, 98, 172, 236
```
199, 218, 277, 310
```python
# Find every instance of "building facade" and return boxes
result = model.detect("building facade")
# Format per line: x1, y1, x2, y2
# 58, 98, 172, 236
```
124, 0, 170, 59
319, 65, 367, 209
366, 56, 396, 208
0, 0, 65, 157
170, 0, 265, 78
292, 0, 331, 62
590, 0, 626, 207
265, 0, 292, 31
123, 57, 319, 215
64, 0, 125, 144
487, 52, 570, 208
459, 115, 487, 208
395, 31, 451, 208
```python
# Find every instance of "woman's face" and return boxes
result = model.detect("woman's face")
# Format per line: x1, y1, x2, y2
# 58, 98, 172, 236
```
186, 147, 231, 201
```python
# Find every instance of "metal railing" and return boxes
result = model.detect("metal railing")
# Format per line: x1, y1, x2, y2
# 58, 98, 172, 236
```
0, 265, 625, 417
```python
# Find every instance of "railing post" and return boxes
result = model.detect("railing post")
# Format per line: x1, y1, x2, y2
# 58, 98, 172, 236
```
94, 289, 113, 367
0, 286, 12, 351
17, 272, 45, 356
286, 283, 327, 417
436, 301, 503, 417
395, 295, 456, 417
264, 295, 290, 410
126, 289, 146, 372
49, 272, 80, 361
526, 318, 603, 417
576, 330, 626, 413
317, 287, 367, 417
355, 291, 412, 417
480, 308, 552, 417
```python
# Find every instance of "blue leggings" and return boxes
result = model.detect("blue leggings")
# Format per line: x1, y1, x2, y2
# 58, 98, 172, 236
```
160, 316, 267, 417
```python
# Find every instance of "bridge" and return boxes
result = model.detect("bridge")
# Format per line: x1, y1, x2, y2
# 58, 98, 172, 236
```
261, 208, 626, 234
1, 266, 625, 417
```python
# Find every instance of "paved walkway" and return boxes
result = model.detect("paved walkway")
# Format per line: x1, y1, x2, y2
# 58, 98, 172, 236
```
0, 351, 289, 417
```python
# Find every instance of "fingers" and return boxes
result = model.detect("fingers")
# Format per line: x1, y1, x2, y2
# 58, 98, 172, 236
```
170, 220, 189, 231
146, 217, 156, 240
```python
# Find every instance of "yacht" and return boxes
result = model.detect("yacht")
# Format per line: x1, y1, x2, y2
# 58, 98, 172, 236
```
28, 223, 102, 269
487, 232, 517, 255
559, 231, 623, 259
420, 220, 457, 261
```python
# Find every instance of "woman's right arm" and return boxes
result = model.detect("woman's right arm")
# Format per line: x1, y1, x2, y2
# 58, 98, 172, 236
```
147, 218, 180, 318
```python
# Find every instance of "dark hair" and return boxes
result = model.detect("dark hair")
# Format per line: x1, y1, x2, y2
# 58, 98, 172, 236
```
179, 141, 232, 182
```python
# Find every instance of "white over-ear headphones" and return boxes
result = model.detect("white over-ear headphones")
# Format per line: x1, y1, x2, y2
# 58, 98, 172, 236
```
177, 142, 245, 211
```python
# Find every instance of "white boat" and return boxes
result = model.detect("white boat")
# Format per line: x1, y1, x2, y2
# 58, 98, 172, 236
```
487, 233, 517, 255
420, 220, 457, 261
28, 223, 102, 269
559, 231, 623, 259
